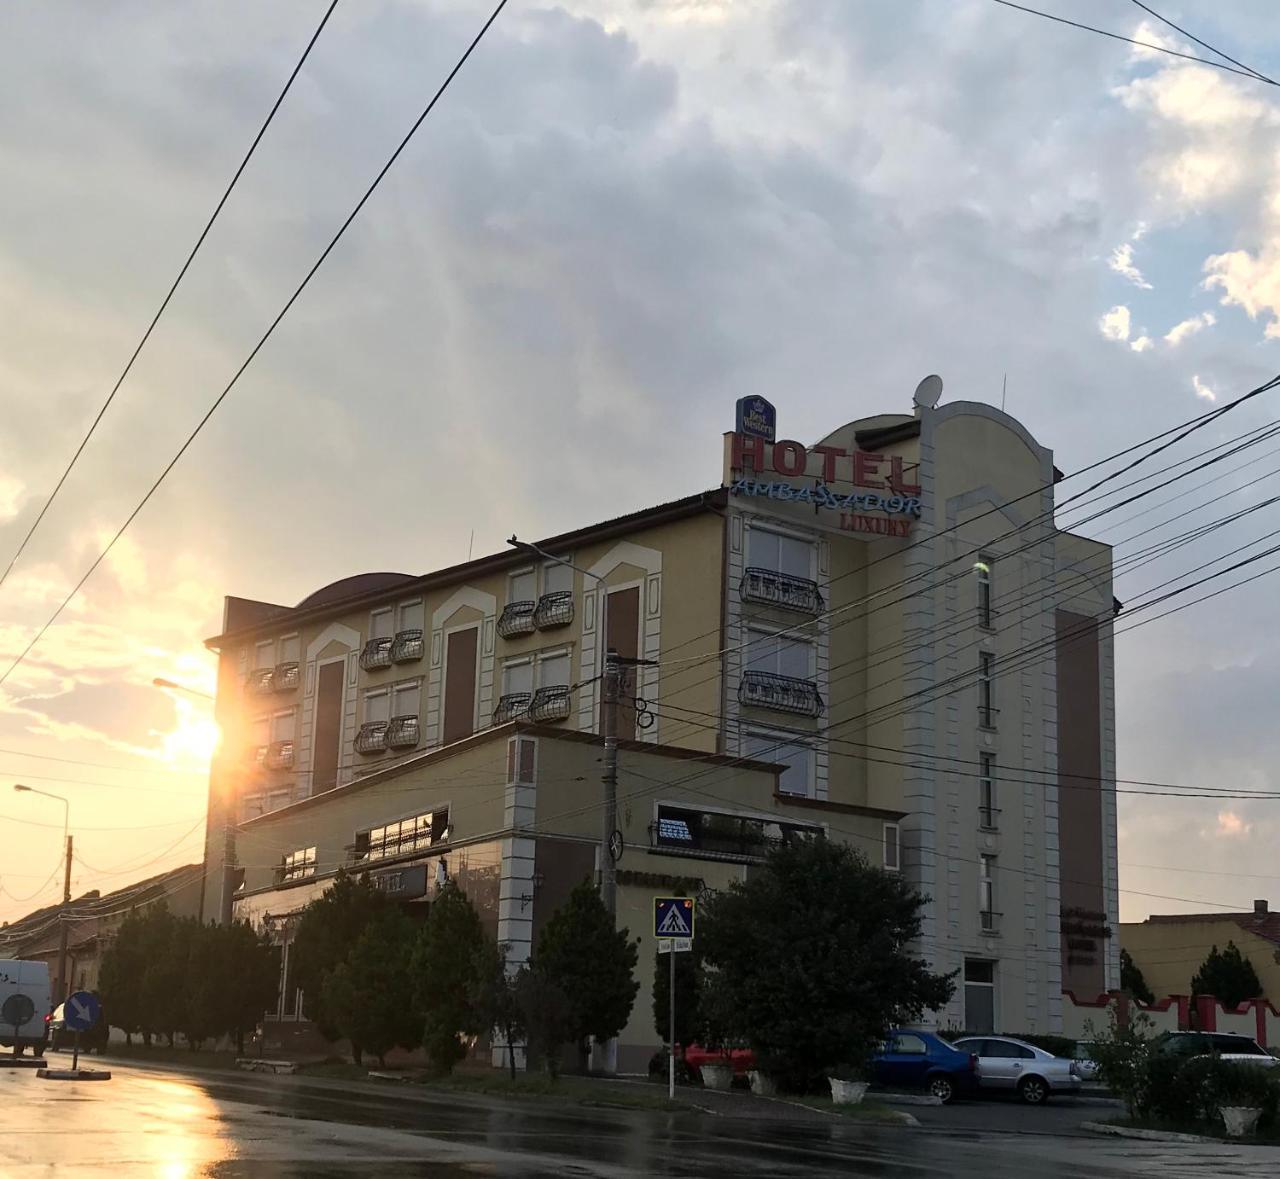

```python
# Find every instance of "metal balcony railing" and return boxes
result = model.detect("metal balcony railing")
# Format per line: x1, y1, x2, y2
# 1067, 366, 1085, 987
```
386, 714, 420, 750
247, 668, 275, 694
533, 591, 574, 630
391, 629, 424, 664
528, 684, 571, 723
738, 671, 824, 718
265, 740, 295, 770
251, 744, 270, 767
360, 637, 394, 671
272, 662, 300, 692
355, 721, 389, 754
496, 601, 536, 639
739, 568, 825, 615
493, 692, 531, 725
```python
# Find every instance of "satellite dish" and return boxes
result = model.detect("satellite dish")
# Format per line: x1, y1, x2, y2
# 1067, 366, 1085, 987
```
913, 374, 944, 409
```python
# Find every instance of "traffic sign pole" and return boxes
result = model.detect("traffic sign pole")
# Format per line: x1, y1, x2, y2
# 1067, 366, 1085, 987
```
668, 945, 676, 1099
72, 1029, 80, 1072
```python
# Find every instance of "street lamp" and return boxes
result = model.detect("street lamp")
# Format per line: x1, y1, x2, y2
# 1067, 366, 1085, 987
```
153, 677, 214, 700
507, 536, 622, 921
13, 784, 72, 1002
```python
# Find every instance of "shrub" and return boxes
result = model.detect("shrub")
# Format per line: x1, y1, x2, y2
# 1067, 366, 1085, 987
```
1084, 1009, 1156, 1118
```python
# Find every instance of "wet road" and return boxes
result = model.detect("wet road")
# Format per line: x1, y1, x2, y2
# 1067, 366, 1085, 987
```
3, 1060, 1277, 1177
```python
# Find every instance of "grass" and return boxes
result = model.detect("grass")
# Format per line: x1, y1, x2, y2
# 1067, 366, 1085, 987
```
92, 1042, 243, 1071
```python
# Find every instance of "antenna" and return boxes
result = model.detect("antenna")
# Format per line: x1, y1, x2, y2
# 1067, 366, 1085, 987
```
913, 374, 943, 410
468, 530, 474, 561
1001, 373, 1007, 413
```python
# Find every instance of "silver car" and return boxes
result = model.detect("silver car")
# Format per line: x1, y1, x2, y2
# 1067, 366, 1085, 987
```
952, 1035, 1082, 1104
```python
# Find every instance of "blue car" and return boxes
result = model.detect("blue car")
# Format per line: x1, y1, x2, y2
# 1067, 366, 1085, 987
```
872, 1029, 979, 1103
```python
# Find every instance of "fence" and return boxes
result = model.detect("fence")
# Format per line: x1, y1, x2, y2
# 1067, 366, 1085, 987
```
1062, 990, 1280, 1046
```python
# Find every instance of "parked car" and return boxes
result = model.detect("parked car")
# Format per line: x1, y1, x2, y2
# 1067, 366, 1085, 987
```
1071, 1040, 1102, 1082
681, 1043, 756, 1080
0, 959, 51, 1057
1152, 1031, 1279, 1067
871, 1029, 979, 1104
951, 1035, 1080, 1104
46, 998, 109, 1054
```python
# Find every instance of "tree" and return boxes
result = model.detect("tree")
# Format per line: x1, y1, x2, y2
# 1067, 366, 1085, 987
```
474, 940, 526, 1080
322, 910, 420, 1068
99, 909, 150, 1045
217, 921, 281, 1055
1120, 948, 1155, 1005
533, 880, 639, 1071
291, 871, 387, 1061
1191, 941, 1263, 1010
515, 967, 573, 1078
698, 838, 954, 1092
652, 944, 700, 1049
412, 883, 488, 1074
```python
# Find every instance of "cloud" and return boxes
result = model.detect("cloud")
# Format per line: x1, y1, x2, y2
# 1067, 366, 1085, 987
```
1192, 373, 1216, 401
1099, 304, 1132, 341
1216, 810, 1249, 838
1109, 242, 1152, 289
0, 473, 24, 523
1130, 335, 1153, 352
1204, 249, 1280, 338
1163, 310, 1216, 345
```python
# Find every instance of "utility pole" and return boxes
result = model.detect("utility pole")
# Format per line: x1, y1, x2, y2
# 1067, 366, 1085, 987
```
600, 648, 620, 919
219, 808, 238, 927
57, 833, 72, 1002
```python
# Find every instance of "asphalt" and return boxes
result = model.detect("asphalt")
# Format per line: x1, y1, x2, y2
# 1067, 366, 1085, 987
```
3, 1057, 1278, 1177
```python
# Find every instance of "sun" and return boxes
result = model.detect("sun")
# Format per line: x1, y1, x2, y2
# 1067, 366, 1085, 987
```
160, 699, 221, 767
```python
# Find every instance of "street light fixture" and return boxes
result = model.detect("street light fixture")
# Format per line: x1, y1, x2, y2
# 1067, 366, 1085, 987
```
153, 677, 214, 700
12, 783, 72, 1003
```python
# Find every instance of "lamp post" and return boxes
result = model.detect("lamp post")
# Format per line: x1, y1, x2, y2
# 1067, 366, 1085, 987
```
13, 784, 71, 1002
508, 536, 621, 919
154, 677, 233, 925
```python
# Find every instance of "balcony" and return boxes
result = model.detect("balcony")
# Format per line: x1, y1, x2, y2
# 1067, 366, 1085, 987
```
528, 684, 571, 723
739, 568, 825, 615
272, 662, 300, 692
247, 668, 275, 695
533, 591, 574, 630
265, 740, 295, 770
738, 671, 824, 718
496, 601, 536, 639
386, 714, 420, 750
355, 721, 389, 755
251, 744, 269, 768
390, 629, 424, 664
360, 637, 394, 671
493, 692, 531, 725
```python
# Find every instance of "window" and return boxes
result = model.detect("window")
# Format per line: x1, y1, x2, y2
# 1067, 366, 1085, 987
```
271, 711, 294, 743
254, 640, 274, 670
651, 803, 819, 859
744, 732, 813, 797
365, 691, 390, 724
509, 569, 536, 603
543, 562, 573, 595
399, 600, 424, 633
539, 650, 571, 688
370, 608, 394, 640
392, 681, 420, 719
883, 823, 900, 871
979, 753, 997, 829
980, 855, 997, 931
964, 960, 996, 1034
250, 715, 270, 751
746, 629, 813, 681
748, 528, 813, 578
279, 634, 300, 664
357, 807, 450, 862
978, 652, 995, 727
975, 558, 993, 629
892, 1033, 928, 1056
281, 846, 316, 882
501, 659, 534, 697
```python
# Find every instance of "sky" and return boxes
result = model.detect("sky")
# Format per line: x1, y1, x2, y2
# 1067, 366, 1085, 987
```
2, 0, 1280, 930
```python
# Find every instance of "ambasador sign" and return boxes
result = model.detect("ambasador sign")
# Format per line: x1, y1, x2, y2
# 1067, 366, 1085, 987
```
727, 432, 923, 535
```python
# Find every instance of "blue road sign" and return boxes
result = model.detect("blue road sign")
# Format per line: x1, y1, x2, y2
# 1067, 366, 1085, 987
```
63, 991, 100, 1032
653, 896, 695, 940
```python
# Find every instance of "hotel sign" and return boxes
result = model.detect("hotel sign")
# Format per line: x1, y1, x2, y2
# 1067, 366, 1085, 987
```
726, 432, 923, 537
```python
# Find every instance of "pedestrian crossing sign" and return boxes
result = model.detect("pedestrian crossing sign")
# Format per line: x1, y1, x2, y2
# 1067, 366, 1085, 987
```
653, 896, 695, 940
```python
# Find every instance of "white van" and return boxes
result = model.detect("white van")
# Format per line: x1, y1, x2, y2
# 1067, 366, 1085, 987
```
0, 960, 52, 1056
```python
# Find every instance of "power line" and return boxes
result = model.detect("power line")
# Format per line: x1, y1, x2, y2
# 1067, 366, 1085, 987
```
0, 0, 343, 593
1127, 0, 1277, 85
989, 0, 1278, 85
0, 0, 511, 692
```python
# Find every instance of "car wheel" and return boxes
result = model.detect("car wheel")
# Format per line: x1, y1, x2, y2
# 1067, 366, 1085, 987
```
1018, 1076, 1049, 1105
928, 1075, 956, 1104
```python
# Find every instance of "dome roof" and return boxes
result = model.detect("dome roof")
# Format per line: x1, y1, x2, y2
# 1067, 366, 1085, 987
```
296, 572, 418, 610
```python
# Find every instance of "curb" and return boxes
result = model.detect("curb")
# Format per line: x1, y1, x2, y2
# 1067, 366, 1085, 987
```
1080, 1121, 1221, 1145
36, 1068, 112, 1081
236, 1059, 297, 1075
873, 1092, 943, 1106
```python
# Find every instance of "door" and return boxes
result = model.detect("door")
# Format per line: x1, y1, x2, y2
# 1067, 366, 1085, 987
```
969, 1039, 1024, 1088
603, 585, 640, 738
443, 627, 479, 744
312, 661, 344, 793
880, 1032, 931, 1088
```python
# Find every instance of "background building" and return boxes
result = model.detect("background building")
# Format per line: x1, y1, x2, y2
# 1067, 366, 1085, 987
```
203, 392, 1118, 1059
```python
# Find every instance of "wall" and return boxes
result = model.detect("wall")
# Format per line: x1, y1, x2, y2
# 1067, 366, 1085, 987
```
1122, 918, 1280, 1004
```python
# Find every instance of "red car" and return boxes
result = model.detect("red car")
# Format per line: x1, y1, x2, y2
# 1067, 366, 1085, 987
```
682, 1043, 756, 1078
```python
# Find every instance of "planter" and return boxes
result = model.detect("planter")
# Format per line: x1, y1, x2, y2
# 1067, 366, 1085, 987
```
748, 1070, 777, 1097
700, 1063, 734, 1091
828, 1078, 869, 1106
1221, 1106, 1262, 1138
